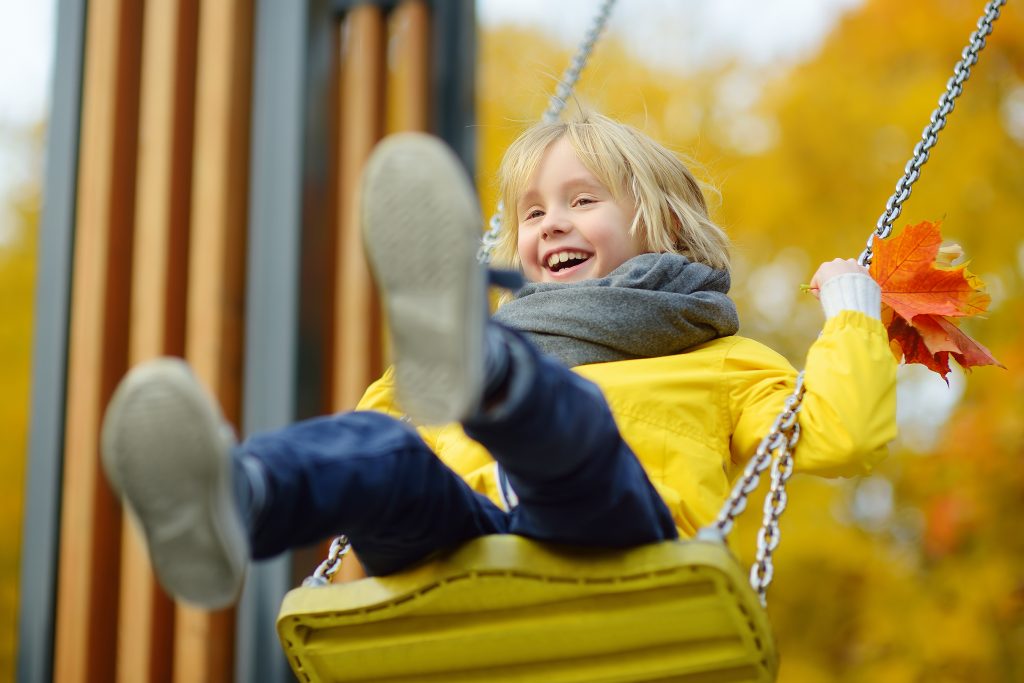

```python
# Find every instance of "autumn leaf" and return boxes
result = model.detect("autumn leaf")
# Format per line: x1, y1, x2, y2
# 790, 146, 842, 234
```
870, 221, 990, 321
886, 313, 954, 377
929, 314, 1003, 371
870, 221, 1001, 379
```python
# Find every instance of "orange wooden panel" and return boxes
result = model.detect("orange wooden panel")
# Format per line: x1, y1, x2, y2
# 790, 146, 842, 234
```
325, 1, 434, 587
53, 0, 143, 681
325, 5, 388, 585
173, 0, 254, 680
332, 5, 387, 412
115, 0, 199, 681
387, 0, 430, 134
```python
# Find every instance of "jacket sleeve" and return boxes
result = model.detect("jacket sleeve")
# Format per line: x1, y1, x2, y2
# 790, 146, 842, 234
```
727, 310, 897, 478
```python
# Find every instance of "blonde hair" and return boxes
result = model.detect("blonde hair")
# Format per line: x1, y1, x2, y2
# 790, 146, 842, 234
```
495, 111, 730, 271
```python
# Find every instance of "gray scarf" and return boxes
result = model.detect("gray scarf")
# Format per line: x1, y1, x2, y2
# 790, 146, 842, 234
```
493, 253, 739, 368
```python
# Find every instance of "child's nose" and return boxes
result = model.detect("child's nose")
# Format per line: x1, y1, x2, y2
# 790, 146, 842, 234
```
540, 212, 571, 239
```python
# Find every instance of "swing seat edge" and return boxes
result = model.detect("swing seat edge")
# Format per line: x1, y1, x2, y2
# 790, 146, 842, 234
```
277, 535, 778, 683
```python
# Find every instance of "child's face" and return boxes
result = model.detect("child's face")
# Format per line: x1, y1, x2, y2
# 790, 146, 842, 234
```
515, 138, 643, 283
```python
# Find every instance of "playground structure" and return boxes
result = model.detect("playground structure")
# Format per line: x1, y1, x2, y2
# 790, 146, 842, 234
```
19, 1, 472, 681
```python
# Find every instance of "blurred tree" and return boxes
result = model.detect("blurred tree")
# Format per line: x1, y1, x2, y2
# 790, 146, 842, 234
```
479, 0, 1023, 680
0, 125, 40, 683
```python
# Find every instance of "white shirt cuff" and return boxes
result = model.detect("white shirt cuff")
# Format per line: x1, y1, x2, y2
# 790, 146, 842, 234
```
819, 272, 881, 320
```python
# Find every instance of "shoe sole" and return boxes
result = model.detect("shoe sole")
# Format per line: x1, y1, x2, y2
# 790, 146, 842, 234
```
101, 358, 247, 609
361, 133, 486, 424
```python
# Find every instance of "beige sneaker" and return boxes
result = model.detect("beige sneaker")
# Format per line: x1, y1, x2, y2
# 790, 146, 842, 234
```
361, 133, 487, 425
101, 358, 248, 609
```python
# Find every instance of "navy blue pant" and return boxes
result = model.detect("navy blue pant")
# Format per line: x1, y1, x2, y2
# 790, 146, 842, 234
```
241, 328, 678, 575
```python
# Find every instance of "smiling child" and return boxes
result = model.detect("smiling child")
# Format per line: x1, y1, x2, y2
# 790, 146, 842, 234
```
101, 111, 896, 608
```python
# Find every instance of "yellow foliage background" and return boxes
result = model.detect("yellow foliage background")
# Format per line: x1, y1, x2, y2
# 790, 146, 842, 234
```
0, 127, 38, 679
1, 0, 1022, 680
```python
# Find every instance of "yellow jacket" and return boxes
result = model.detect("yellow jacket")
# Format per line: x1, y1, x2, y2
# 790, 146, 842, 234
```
356, 310, 897, 537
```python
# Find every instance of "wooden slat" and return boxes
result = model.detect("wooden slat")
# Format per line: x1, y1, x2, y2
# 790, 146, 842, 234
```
173, 0, 253, 680
53, 0, 143, 681
330, 5, 387, 585
115, 0, 199, 681
332, 5, 387, 412
328, 1, 433, 586
388, 0, 431, 134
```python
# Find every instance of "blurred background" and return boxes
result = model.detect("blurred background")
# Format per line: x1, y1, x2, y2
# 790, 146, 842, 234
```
2, 0, 1022, 681
1, 0, 54, 679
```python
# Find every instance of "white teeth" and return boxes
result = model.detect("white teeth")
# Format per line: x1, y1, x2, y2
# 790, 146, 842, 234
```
546, 250, 589, 269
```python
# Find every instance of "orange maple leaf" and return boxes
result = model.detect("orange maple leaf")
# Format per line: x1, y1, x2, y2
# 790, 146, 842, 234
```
928, 314, 1003, 372
886, 311, 1002, 380
886, 313, 954, 376
869, 221, 1001, 379
870, 221, 990, 321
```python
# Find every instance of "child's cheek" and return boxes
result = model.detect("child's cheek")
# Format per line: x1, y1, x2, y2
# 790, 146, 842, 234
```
516, 235, 535, 275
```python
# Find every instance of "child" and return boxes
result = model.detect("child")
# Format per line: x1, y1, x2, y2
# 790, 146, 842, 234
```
102, 112, 896, 609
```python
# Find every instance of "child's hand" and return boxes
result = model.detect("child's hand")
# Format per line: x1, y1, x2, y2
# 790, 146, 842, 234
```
807, 258, 869, 298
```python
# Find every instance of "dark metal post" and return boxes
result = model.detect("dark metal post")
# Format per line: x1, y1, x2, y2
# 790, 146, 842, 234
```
234, 1, 309, 681
431, 0, 476, 173
235, 0, 477, 679
17, 0, 87, 681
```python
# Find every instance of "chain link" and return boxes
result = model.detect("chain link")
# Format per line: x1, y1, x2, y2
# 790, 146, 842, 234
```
697, 375, 805, 608
749, 421, 799, 606
699, 374, 805, 543
540, 0, 618, 124
302, 535, 351, 587
478, 0, 618, 263
857, 0, 1006, 268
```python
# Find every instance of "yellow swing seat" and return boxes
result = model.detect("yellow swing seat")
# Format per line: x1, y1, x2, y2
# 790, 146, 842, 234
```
277, 535, 777, 683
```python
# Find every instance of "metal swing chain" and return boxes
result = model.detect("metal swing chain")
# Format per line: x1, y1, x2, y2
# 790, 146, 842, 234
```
302, 535, 351, 587
303, 1, 618, 586
478, 0, 619, 263
705, 0, 1006, 608
697, 375, 804, 608
857, 0, 1007, 268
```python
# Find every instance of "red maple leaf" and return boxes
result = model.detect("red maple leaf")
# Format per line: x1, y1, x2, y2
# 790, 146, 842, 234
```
869, 221, 1002, 380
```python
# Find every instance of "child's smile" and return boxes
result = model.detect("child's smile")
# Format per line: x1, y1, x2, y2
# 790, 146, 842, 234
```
516, 138, 643, 283
544, 248, 593, 275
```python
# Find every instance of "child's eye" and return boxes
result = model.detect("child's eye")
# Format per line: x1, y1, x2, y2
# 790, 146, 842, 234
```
573, 196, 596, 207
524, 209, 544, 220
